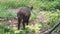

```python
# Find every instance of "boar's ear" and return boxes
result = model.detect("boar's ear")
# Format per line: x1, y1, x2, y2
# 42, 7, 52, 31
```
25, 6, 33, 10
31, 6, 33, 10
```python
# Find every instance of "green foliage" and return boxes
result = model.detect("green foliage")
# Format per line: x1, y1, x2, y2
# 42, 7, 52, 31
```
30, 10, 39, 20
0, 22, 14, 34
0, 0, 60, 18
45, 11, 60, 32
0, 0, 60, 10
28, 0, 60, 10
0, 8, 16, 19
0, 0, 29, 8
0, 23, 42, 34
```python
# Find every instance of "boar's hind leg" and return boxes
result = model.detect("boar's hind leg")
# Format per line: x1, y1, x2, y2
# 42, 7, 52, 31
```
18, 17, 22, 30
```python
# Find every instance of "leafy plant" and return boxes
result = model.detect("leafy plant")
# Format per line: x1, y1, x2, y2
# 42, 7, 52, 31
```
45, 11, 60, 32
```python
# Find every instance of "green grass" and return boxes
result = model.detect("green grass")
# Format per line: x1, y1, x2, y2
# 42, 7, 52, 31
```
0, 8, 16, 19
0, 0, 60, 19
30, 10, 39, 20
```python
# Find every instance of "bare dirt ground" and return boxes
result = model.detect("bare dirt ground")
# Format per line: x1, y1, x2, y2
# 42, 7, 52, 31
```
0, 8, 59, 34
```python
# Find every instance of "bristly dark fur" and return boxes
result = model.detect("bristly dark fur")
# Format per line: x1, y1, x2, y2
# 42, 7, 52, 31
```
17, 6, 33, 30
